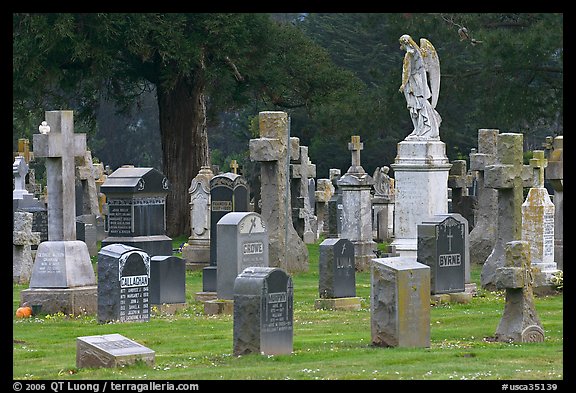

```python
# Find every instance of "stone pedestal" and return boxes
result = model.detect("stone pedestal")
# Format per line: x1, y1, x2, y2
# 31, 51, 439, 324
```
391, 140, 451, 257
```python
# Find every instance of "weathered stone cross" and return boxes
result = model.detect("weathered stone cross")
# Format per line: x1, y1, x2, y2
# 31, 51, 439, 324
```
480, 133, 531, 290
33, 111, 86, 241
529, 150, 547, 188
494, 240, 544, 343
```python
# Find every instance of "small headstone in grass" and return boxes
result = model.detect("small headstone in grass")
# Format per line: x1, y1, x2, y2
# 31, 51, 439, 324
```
371, 256, 430, 348
76, 333, 155, 368
233, 267, 293, 356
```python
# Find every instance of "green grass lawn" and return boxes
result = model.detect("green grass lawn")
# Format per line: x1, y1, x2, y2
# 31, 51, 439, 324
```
13, 237, 563, 381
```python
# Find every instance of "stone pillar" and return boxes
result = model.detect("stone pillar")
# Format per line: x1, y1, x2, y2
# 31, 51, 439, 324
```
494, 241, 544, 343
337, 136, 376, 271
391, 138, 451, 258
249, 111, 308, 272
469, 129, 499, 265
522, 150, 558, 290
545, 136, 563, 270
290, 145, 317, 244
314, 179, 334, 237
181, 165, 214, 269
13, 211, 40, 284
481, 133, 531, 290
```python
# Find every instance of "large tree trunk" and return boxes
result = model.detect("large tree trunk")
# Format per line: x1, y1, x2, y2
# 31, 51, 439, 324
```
157, 73, 209, 238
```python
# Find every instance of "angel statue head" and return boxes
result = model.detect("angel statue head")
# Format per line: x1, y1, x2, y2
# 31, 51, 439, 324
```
398, 34, 442, 140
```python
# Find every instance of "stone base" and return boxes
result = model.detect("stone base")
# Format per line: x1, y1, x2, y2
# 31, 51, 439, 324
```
186, 262, 209, 271
431, 291, 473, 305
314, 297, 362, 311
150, 303, 187, 315
390, 238, 417, 259
101, 235, 172, 257
195, 291, 217, 302
21, 286, 97, 316
353, 240, 377, 272
204, 299, 233, 315
181, 244, 210, 265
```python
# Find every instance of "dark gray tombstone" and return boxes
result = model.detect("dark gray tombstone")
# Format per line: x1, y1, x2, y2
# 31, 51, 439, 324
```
216, 212, 269, 300
76, 334, 155, 368
97, 244, 151, 323
203, 172, 249, 292
150, 255, 186, 305
418, 214, 467, 294
233, 267, 293, 356
318, 238, 355, 298
100, 167, 172, 257
327, 169, 343, 238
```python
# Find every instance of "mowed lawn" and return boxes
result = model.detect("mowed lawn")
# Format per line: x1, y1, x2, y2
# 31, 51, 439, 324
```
13, 238, 563, 381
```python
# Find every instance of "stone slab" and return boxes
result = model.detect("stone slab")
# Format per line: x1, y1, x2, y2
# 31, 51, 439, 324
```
76, 333, 155, 368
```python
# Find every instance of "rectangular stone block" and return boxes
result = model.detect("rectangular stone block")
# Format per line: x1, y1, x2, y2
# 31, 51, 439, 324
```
371, 257, 430, 348
495, 266, 525, 289
76, 334, 155, 368
249, 138, 284, 162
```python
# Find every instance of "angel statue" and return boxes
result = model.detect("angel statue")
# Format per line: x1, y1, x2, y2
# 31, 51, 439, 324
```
399, 34, 442, 140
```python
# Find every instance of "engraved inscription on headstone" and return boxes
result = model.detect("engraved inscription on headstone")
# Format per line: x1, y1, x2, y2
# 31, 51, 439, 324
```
97, 244, 150, 323
418, 214, 467, 294
217, 212, 269, 300
319, 238, 355, 298
76, 333, 155, 368
233, 267, 293, 356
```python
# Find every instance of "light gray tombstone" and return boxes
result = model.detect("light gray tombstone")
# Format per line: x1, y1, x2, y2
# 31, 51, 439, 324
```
182, 166, 214, 269
97, 244, 151, 323
337, 136, 376, 271
314, 178, 334, 237
448, 160, 477, 231
522, 151, 558, 290
545, 136, 563, 269
290, 145, 317, 244
76, 334, 155, 368
481, 133, 531, 290
371, 257, 430, 348
418, 214, 468, 294
13, 156, 33, 201
249, 111, 308, 272
21, 111, 97, 316
216, 212, 269, 300
494, 241, 545, 343
233, 267, 293, 356
13, 211, 40, 284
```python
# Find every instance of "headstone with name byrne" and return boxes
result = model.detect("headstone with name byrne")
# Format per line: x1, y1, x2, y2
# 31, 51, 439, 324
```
216, 212, 269, 300
371, 257, 430, 348
418, 214, 467, 294
233, 267, 293, 356
76, 333, 155, 368
97, 244, 151, 323
100, 167, 172, 257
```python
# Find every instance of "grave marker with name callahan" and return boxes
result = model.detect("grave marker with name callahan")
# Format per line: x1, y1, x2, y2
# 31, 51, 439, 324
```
97, 244, 151, 323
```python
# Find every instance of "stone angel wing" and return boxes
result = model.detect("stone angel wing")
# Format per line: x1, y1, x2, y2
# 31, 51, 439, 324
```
419, 38, 440, 109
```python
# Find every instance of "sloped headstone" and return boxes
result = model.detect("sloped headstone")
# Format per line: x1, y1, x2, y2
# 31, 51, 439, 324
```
76, 334, 155, 368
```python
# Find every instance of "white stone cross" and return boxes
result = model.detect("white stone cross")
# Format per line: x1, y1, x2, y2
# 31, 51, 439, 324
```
33, 111, 86, 241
